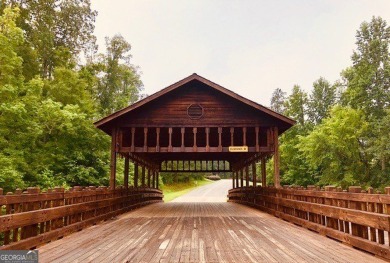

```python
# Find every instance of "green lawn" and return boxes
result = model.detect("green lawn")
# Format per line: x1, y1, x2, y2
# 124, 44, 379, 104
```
161, 179, 214, 202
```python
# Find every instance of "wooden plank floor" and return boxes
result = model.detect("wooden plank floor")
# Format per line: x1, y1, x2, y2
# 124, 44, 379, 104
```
39, 203, 385, 263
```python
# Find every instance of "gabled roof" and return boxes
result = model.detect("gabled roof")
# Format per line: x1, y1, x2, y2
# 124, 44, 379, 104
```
94, 73, 295, 129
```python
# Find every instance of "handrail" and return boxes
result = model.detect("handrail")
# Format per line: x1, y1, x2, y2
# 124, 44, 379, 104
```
0, 186, 163, 250
228, 186, 390, 260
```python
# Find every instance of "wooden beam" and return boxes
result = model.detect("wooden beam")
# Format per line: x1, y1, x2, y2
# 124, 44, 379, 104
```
193, 127, 197, 152
147, 169, 151, 187
134, 163, 139, 187
255, 126, 260, 152
243, 127, 247, 146
240, 169, 244, 188
131, 127, 135, 152
141, 165, 146, 187
110, 128, 117, 190
230, 127, 234, 146
144, 127, 148, 152
218, 127, 222, 151
181, 128, 185, 151
206, 127, 210, 152
273, 126, 281, 188
252, 162, 257, 188
168, 128, 173, 152
232, 171, 235, 188
261, 157, 266, 187
245, 166, 249, 187
156, 127, 160, 152
152, 170, 156, 188
124, 155, 129, 189
235, 170, 239, 188
156, 172, 159, 189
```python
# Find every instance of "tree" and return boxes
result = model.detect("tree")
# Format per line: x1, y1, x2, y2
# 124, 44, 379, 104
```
87, 34, 143, 116
307, 77, 337, 125
342, 16, 390, 120
270, 88, 286, 114
4, 0, 97, 78
298, 106, 368, 188
284, 85, 308, 127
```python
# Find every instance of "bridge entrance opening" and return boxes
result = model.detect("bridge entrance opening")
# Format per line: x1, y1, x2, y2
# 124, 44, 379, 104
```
95, 73, 295, 194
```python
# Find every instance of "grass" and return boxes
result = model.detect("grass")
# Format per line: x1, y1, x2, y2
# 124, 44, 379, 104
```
161, 179, 214, 202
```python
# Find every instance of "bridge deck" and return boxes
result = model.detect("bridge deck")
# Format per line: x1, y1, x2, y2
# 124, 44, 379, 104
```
39, 203, 384, 263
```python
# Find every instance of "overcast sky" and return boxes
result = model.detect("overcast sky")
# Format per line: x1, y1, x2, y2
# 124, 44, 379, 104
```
91, 0, 390, 106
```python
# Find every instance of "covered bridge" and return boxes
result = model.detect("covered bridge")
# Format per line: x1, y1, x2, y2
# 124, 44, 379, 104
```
94, 73, 295, 189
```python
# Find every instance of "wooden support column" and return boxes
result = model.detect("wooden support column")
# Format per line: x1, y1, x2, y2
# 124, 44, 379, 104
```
261, 156, 266, 187
193, 127, 197, 152
134, 163, 139, 187
232, 171, 236, 188
156, 172, 159, 189
110, 128, 117, 190
218, 127, 222, 151
181, 128, 185, 151
141, 165, 146, 187
235, 170, 239, 188
131, 127, 135, 152
230, 127, 234, 146
273, 127, 281, 188
152, 170, 156, 188
124, 155, 129, 189
252, 162, 257, 187
240, 168, 244, 188
243, 127, 247, 146
168, 127, 173, 152
144, 128, 148, 152
245, 166, 249, 187
156, 128, 160, 152
147, 169, 151, 187
255, 127, 260, 152
206, 127, 210, 152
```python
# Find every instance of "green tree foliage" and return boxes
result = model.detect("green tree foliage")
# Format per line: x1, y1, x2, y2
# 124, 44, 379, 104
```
298, 106, 368, 188
284, 85, 307, 127
4, 0, 97, 79
0, 5, 145, 192
307, 77, 337, 125
270, 88, 286, 114
87, 34, 143, 116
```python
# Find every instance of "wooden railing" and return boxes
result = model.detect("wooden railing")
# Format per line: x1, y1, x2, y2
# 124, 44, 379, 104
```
228, 186, 390, 260
0, 186, 163, 250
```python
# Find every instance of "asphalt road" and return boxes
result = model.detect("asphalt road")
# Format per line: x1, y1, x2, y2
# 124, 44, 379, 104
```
171, 179, 232, 202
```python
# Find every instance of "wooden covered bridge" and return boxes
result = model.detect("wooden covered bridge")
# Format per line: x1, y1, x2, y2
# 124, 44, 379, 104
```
1, 74, 390, 262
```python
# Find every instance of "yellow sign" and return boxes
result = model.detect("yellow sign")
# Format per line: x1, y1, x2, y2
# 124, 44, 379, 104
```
229, 146, 248, 152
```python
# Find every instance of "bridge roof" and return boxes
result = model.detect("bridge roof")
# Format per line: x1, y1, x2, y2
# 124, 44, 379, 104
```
95, 73, 295, 134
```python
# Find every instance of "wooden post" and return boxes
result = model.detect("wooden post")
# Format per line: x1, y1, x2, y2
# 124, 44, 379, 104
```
124, 155, 129, 189
218, 127, 222, 151
235, 170, 239, 188
245, 166, 249, 187
261, 156, 266, 187
193, 127, 197, 152
144, 127, 148, 152
141, 165, 146, 187
252, 162, 257, 187
206, 127, 210, 152
181, 128, 185, 151
156, 172, 159, 189
156, 127, 160, 152
110, 128, 117, 190
273, 127, 281, 188
243, 127, 247, 146
131, 127, 135, 152
168, 127, 173, 152
240, 168, 244, 188
147, 169, 151, 187
134, 163, 139, 187
255, 127, 260, 152
232, 171, 236, 188
152, 170, 156, 188
230, 127, 234, 146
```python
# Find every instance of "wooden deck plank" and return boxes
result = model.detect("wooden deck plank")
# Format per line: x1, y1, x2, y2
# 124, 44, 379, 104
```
39, 202, 386, 263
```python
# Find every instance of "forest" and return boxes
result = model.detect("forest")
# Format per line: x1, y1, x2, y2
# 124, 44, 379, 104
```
0, 1, 389, 192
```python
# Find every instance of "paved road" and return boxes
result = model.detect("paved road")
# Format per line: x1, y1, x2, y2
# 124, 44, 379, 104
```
171, 179, 232, 202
